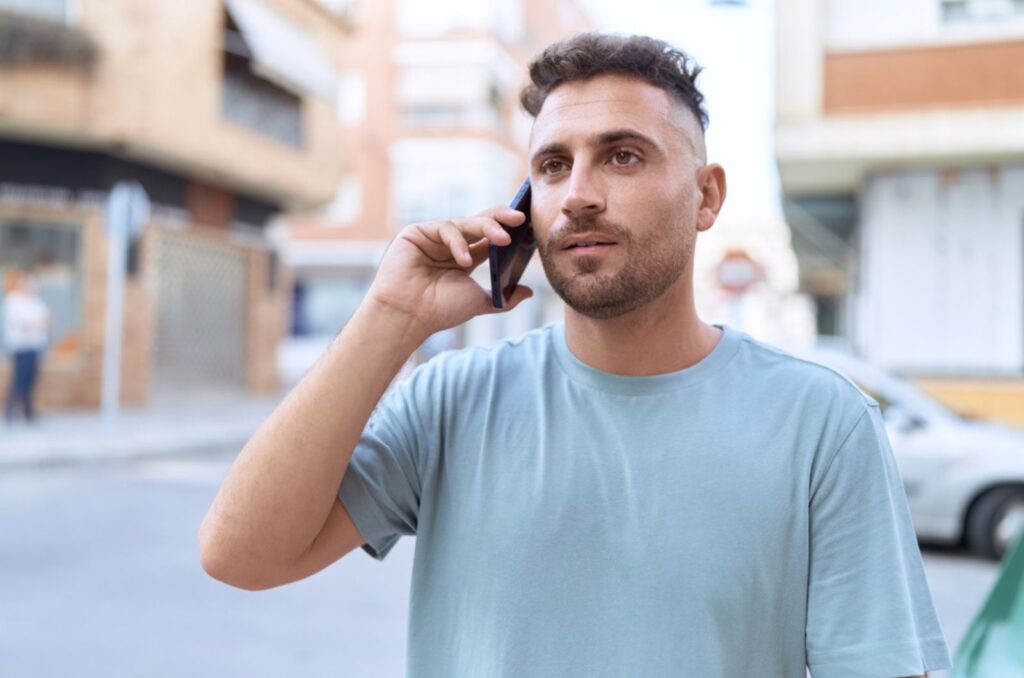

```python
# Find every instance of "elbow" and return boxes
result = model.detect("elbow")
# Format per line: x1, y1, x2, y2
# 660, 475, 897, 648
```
198, 521, 279, 591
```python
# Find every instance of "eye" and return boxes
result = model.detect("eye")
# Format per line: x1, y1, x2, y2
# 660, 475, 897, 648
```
540, 158, 569, 175
611, 150, 640, 166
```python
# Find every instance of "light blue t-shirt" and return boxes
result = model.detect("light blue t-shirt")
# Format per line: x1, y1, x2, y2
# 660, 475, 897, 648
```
338, 323, 951, 678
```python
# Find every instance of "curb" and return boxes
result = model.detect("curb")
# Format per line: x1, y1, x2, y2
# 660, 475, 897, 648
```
0, 399, 280, 470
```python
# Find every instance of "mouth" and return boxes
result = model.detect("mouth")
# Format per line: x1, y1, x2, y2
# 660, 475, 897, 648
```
560, 233, 618, 254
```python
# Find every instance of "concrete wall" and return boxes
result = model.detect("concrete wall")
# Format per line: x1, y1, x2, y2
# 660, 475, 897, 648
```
775, 0, 1024, 194
857, 166, 1024, 374
825, 0, 1024, 51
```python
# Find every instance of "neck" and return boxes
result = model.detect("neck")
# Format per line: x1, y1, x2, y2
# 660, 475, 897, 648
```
562, 277, 722, 376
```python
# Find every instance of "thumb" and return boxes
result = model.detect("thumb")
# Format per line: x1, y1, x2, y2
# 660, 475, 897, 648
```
492, 285, 534, 313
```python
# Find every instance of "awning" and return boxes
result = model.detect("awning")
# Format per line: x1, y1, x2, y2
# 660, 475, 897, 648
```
223, 0, 336, 100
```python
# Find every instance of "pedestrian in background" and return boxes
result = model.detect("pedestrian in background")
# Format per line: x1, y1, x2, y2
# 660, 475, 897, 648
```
3, 270, 51, 424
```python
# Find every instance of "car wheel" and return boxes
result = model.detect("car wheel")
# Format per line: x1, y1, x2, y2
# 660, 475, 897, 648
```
967, 486, 1024, 561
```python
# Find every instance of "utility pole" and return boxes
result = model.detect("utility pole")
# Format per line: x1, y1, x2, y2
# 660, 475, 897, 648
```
102, 181, 150, 427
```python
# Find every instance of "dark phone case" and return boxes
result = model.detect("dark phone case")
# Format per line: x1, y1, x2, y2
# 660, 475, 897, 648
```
489, 178, 536, 308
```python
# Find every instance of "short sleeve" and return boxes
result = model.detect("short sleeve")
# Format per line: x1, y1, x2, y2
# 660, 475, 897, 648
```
337, 366, 436, 561
806, 404, 951, 678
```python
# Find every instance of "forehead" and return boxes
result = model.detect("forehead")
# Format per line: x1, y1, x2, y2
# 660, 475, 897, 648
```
529, 74, 697, 153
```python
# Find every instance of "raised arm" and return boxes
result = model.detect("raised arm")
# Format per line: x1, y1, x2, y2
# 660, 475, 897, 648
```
198, 206, 532, 590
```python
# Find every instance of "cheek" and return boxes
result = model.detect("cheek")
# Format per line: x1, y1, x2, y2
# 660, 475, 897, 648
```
529, 189, 561, 242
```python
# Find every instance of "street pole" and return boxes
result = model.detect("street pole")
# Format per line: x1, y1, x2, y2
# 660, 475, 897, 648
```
102, 182, 150, 428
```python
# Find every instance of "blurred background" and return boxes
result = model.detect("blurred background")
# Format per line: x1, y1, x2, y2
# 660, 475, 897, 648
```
1, 0, 1023, 676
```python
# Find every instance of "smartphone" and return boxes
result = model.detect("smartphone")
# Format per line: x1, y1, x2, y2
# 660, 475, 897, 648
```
489, 178, 536, 308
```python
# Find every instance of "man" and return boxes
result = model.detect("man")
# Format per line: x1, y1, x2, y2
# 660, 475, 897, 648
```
3, 270, 50, 424
200, 33, 950, 677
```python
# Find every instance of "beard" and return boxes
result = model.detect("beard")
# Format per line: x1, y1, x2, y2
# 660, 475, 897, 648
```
537, 216, 693, 320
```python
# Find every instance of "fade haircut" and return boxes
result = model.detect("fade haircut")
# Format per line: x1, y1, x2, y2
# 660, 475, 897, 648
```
520, 32, 708, 132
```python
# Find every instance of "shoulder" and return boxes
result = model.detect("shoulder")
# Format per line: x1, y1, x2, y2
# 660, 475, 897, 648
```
2, 293, 28, 317
731, 330, 880, 418
3, 291, 25, 307
420, 324, 552, 375
393, 324, 554, 400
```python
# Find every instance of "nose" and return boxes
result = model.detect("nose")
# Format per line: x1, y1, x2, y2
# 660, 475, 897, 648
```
560, 165, 605, 218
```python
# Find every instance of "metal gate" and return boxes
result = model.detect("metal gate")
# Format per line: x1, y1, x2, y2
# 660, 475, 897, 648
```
148, 226, 249, 395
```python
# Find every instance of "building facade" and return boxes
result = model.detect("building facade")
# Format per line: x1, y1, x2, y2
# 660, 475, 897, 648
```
775, 0, 1024, 425
0, 0, 349, 409
281, 0, 592, 372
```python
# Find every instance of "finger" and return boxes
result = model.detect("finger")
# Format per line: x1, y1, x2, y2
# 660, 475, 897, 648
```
487, 284, 534, 313
437, 221, 473, 267
476, 205, 528, 229
483, 220, 513, 246
471, 215, 517, 245
466, 238, 493, 267
443, 216, 515, 248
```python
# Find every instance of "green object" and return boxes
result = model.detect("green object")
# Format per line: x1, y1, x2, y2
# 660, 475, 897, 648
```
952, 533, 1024, 677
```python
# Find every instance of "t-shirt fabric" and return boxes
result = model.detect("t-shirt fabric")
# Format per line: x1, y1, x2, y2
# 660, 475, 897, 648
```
2, 291, 50, 352
338, 323, 951, 678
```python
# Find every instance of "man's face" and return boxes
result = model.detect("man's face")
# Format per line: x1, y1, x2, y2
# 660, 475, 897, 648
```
528, 74, 710, 319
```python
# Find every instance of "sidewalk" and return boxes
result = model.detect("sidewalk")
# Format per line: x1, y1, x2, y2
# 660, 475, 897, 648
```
0, 391, 284, 469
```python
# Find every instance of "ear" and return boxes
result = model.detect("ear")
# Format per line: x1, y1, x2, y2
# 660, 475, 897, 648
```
695, 164, 727, 233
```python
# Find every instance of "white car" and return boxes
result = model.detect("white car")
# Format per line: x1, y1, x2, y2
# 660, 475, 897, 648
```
796, 343, 1024, 560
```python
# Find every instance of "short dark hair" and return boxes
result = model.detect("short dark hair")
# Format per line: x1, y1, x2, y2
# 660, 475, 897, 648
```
520, 32, 708, 131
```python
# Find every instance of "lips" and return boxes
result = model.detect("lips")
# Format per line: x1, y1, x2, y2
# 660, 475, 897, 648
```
566, 240, 613, 249
560, 233, 618, 251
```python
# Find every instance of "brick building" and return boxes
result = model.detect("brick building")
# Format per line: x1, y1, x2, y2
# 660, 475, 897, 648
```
0, 0, 349, 409
281, 0, 592, 364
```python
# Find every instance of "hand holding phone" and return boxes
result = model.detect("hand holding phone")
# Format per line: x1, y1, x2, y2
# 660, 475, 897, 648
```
489, 178, 536, 308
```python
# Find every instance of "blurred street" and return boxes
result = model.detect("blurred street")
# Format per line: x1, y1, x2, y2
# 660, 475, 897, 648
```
0, 450, 1000, 678
0, 451, 412, 678
2, 0, 1023, 675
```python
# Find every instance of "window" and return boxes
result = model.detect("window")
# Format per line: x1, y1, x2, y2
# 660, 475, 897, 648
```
396, 0, 494, 36
0, 218, 83, 366
293, 271, 373, 336
940, 0, 1024, 22
221, 14, 303, 147
391, 138, 518, 229
813, 294, 841, 337
0, 1, 95, 72
314, 0, 352, 13
325, 174, 362, 223
337, 73, 367, 125
397, 65, 504, 129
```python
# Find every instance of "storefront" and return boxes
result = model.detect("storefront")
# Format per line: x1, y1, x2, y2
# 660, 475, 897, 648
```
0, 141, 288, 411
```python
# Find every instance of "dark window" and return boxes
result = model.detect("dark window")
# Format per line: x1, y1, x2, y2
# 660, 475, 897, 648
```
221, 15, 303, 148
940, 0, 1024, 22
814, 294, 842, 337
0, 0, 67, 22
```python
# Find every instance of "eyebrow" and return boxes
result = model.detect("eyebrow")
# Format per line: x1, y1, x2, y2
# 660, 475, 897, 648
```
530, 128, 666, 165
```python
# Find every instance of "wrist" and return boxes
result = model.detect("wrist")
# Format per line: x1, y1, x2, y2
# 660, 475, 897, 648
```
355, 295, 432, 353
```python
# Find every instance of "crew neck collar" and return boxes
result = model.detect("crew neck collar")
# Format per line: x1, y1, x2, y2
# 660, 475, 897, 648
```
550, 322, 742, 395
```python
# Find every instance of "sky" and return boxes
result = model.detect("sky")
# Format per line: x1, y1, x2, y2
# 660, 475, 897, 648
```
581, 0, 783, 222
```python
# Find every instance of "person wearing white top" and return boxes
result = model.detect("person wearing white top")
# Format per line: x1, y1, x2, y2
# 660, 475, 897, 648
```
3, 272, 51, 423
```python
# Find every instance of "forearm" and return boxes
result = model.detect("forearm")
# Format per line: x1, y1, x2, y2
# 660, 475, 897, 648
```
199, 299, 426, 580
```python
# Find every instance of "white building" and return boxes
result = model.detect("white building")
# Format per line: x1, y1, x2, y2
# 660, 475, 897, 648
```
775, 0, 1024, 424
